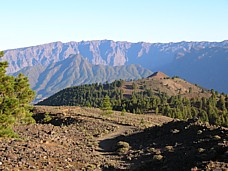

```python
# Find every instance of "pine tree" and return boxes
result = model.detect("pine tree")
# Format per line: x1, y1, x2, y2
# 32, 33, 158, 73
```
208, 104, 218, 125
155, 106, 159, 114
199, 110, 209, 122
101, 95, 112, 111
0, 51, 35, 137
217, 96, 227, 112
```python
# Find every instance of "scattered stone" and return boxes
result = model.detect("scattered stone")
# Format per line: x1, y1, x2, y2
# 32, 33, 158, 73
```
153, 154, 163, 161
213, 135, 221, 140
197, 130, 203, 135
171, 129, 180, 134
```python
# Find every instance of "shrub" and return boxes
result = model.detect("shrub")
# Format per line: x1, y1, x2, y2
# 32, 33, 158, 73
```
117, 141, 130, 149
102, 110, 113, 115
116, 141, 130, 155
117, 147, 129, 155
43, 112, 52, 123
0, 126, 18, 138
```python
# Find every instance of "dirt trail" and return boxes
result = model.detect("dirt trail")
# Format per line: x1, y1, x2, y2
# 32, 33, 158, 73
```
96, 124, 136, 154
97, 125, 135, 142
68, 110, 137, 154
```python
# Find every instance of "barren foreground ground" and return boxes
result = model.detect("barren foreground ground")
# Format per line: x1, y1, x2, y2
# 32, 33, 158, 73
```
0, 106, 227, 170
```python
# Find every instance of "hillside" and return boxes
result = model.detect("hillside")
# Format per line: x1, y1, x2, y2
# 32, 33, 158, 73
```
12, 54, 152, 102
38, 72, 228, 127
121, 71, 211, 99
0, 106, 227, 170
38, 71, 212, 106
2, 40, 228, 93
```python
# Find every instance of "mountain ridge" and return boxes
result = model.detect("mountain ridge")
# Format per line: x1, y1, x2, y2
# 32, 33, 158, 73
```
12, 54, 152, 102
4, 39, 228, 51
3, 40, 228, 73
3, 39, 228, 93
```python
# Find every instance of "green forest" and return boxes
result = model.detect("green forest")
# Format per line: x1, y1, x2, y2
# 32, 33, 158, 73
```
38, 80, 228, 127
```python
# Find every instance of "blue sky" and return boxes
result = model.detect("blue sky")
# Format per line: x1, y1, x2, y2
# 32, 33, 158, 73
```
0, 0, 228, 50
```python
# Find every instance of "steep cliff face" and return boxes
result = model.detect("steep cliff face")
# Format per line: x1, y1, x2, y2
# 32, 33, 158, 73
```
4, 40, 228, 74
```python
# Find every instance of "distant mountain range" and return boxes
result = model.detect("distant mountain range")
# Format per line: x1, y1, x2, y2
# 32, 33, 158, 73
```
3, 40, 228, 73
12, 54, 152, 102
161, 46, 228, 93
1, 40, 228, 101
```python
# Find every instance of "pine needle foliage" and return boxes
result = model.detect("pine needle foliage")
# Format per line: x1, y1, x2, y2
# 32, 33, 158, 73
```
0, 51, 35, 137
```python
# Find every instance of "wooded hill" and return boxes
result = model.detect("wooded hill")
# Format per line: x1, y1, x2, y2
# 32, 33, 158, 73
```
38, 72, 228, 127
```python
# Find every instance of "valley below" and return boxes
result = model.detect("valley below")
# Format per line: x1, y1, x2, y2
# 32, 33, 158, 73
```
0, 106, 227, 170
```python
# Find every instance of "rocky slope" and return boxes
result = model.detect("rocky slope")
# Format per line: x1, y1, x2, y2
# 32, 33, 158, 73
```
12, 54, 152, 102
115, 119, 228, 170
0, 106, 172, 170
0, 106, 227, 170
